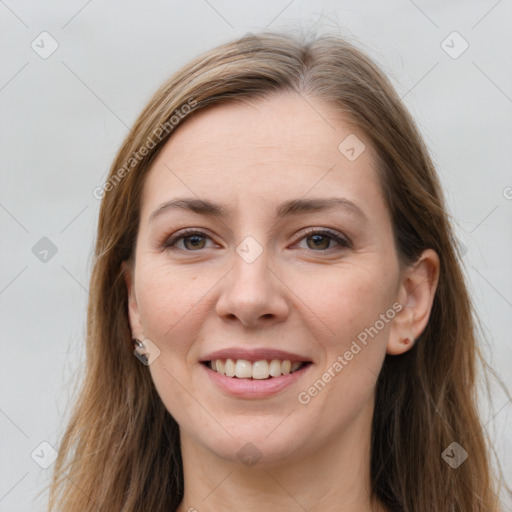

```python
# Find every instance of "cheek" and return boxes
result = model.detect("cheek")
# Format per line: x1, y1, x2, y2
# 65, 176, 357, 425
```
292, 259, 398, 353
292, 261, 398, 423
134, 265, 211, 427
135, 263, 207, 355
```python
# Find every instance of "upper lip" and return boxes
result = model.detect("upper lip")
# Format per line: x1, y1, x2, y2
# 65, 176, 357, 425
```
201, 348, 312, 363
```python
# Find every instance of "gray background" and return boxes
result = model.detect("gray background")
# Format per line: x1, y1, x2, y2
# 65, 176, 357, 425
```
1, 1, 511, 510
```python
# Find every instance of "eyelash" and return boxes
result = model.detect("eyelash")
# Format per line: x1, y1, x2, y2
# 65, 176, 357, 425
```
163, 227, 351, 253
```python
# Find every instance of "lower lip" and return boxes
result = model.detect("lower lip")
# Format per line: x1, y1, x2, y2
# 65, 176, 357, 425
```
202, 363, 312, 399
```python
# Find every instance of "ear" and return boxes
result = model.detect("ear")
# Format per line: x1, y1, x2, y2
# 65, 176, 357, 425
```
122, 260, 145, 340
387, 249, 440, 355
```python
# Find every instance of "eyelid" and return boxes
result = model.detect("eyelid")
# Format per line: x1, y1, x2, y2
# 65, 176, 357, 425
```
162, 228, 217, 250
293, 227, 351, 248
162, 226, 351, 252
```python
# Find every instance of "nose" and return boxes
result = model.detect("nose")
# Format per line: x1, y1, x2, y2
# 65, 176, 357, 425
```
215, 241, 290, 329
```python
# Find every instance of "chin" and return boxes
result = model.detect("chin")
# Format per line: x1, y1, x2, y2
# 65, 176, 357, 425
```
184, 414, 312, 467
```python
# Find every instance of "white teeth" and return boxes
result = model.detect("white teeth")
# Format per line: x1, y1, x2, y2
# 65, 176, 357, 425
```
225, 358, 236, 377
290, 361, 301, 372
235, 359, 252, 378
208, 358, 306, 379
269, 359, 282, 377
216, 359, 226, 375
252, 360, 269, 380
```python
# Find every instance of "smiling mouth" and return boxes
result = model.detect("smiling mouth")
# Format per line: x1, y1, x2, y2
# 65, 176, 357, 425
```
202, 358, 312, 380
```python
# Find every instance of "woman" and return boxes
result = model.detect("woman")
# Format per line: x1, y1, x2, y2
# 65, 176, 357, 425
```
48, 30, 507, 511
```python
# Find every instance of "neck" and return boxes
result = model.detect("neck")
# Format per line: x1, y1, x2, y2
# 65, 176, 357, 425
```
175, 399, 388, 512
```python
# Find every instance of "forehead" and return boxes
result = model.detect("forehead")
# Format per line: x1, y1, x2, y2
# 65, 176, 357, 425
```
141, 92, 383, 217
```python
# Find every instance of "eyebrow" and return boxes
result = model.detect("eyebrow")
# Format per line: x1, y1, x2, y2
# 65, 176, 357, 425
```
149, 196, 367, 223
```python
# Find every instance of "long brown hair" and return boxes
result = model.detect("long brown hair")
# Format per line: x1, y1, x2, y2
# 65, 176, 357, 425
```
48, 29, 509, 511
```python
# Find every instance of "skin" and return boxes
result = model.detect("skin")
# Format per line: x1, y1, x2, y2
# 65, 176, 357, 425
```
124, 91, 440, 511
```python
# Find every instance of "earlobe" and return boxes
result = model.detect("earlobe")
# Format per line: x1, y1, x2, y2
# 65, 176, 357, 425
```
122, 260, 144, 340
386, 335, 415, 356
386, 249, 440, 356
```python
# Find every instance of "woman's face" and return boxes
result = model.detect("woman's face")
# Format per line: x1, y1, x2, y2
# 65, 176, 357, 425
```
126, 92, 406, 464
